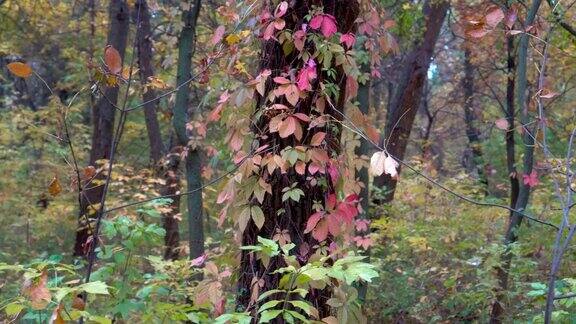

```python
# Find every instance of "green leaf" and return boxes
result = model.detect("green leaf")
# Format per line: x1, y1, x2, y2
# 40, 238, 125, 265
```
258, 289, 284, 302
78, 281, 110, 295
4, 302, 25, 316
258, 300, 282, 313
288, 300, 316, 317
259, 309, 283, 323
251, 206, 265, 229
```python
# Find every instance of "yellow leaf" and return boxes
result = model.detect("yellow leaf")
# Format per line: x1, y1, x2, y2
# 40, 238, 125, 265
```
7, 62, 32, 78
48, 177, 62, 197
225, 34, 241, 45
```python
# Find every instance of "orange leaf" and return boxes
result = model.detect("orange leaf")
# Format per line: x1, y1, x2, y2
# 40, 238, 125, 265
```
23, 271, 51, 310
7, 62, 32, 78
72, 295, 86, 310
104, 45, 122, 74
50, 304, 65, 324
48, 177, 62, 197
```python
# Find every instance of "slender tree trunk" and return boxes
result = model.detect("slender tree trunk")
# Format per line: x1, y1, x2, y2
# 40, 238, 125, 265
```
173, 0, 204, 260
133, 0, 181, 260
373, 0, 449, 204
74, 0, 129, 256
355, 59, 371, 302
489, 1, 542, 322
134, 0, 165, 164
236, 1, 360, 319
462, 47, 488, 190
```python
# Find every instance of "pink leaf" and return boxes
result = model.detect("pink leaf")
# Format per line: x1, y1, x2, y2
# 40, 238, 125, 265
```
279, 116, 297, 138
275, 1, 288, 18
309, 14, 338, 37
504, 8, 517, 29
340, 33, 356, 48
312, 219, 329, 241
309, 15, 323, 30
305, 212, 323, 233
485, 8, 504, 28
495, 118, 509, 130
523, 170, 539, 187
320, 15, 337, 37
296, 59, 317, 91
191, 253, 207, 267
310, 132, 326, 146
211, 26, 225, 45
293, 29, 306, 51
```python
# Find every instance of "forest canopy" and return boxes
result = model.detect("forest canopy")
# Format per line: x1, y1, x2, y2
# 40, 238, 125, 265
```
0, 0, 575, 323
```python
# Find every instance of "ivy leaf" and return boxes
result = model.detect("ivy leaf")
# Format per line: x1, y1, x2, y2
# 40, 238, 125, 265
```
238, 207, 251, 232
7, 62, 32, 78
251, 206, 265, 229
369, 151, 386, 176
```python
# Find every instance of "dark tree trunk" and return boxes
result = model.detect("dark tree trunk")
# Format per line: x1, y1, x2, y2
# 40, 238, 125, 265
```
74, 0, 130, 256
373, 0, 449, 204
236, 1, 360, 320
489, 0, 542, 322
462, 47, 488, 191
133, 0, 181, 260
172, 0, 205, 260
134, 0, 165, 164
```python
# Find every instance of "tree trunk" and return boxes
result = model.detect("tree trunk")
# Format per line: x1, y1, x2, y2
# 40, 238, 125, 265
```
489, 0, 542, 322
355, 61, 371, 302
133, 0, 182, 260
74, 0, 129, 256
373, 0, 449, 204
173, 0, 204, 260
134, 0, 165, 164
462, 47, 488, 191
236, 1, 360, 319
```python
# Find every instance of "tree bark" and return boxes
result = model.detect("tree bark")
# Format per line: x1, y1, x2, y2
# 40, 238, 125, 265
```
74, 0, 130, 256
133, 0, 182, 260
462, 47, 488, 191
489, 0, 542, 322
355, 60, 371, 302
373, 0, 449, 204
236, 1, 360, 319
134, 0, 165, 164
173, 0, 204, 260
